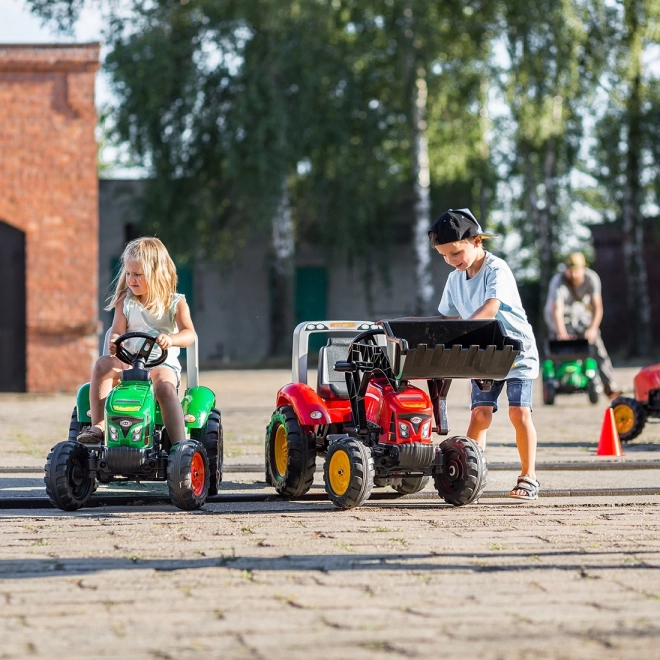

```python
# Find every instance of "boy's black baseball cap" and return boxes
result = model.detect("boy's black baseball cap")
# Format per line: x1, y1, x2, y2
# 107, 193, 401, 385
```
428, 208, 499, 246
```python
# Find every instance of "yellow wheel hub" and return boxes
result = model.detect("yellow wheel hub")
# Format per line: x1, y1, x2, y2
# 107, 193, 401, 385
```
613, 404, 635, 435
328, 450, 351, 496
274, 425, 288, 477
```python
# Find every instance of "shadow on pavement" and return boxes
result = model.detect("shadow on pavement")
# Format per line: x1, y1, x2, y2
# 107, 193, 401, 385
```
0, 550, 658, 579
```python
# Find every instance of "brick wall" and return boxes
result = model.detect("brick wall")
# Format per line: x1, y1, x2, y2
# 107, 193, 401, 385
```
0, 44, 100, 392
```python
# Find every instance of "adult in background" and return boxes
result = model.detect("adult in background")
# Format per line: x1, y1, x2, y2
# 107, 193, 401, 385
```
543, 252, 621, 399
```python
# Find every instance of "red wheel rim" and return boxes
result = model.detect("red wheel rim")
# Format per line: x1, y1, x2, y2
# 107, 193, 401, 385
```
191, 451, 205, 497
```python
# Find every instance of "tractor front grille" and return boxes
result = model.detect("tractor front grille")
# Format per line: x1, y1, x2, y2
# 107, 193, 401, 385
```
392, 443, 435, 469
104, 447, 146, 473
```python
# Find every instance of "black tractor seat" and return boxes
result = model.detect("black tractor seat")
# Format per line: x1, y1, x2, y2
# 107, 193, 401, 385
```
121, 366, 151, 382
317, 338, 352, 400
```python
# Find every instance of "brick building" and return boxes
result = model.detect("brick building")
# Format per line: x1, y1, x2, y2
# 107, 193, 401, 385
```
0, 44, 100, 392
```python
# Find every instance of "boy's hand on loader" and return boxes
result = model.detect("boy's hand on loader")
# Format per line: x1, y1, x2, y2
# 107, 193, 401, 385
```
155, 334, 173, 350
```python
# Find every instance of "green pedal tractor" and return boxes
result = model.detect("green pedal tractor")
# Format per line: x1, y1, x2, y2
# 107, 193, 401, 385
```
44, 332, 222, 511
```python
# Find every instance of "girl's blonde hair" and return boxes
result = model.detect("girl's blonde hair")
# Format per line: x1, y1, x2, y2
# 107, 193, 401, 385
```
105, 237, 178, 319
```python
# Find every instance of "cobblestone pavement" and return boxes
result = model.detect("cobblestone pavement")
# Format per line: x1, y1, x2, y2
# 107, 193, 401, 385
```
1, 367, 660, 659
1, 498, 660, 659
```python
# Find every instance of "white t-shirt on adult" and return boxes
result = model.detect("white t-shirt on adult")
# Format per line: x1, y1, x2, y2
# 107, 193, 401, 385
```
438, 251, 539, 380
543, 268, 601, 334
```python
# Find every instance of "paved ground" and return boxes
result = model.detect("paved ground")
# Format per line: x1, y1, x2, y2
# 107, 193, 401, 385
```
1, 367, 660, 659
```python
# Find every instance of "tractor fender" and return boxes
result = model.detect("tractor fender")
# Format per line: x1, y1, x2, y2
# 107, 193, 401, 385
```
181, 386, 216, 429
76, 383, 92, 423
276, 383, 331, 425
634, 364, 660, 404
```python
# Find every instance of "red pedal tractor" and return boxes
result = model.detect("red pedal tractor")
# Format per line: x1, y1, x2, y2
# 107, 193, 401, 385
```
265, 319, 522, 509
611, 363, 660, 442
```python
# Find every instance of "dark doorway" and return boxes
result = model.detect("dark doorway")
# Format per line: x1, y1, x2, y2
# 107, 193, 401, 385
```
0, 221, 26, 391
295, 266, 328, 354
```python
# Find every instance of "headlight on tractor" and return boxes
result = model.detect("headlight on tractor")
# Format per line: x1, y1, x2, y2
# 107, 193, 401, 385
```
421, 420, 431, 438
398, 422, 410, 438
109, 426, 119, 441
131, 426, 143, 442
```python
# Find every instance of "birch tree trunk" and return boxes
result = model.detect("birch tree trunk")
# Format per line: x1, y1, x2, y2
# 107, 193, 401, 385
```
411, 70, 434, 315
269, 178, 295, 358
538, 137, 557, 331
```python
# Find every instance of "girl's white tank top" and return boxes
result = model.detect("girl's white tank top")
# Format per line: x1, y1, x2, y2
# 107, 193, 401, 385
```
123, 293, 184, 372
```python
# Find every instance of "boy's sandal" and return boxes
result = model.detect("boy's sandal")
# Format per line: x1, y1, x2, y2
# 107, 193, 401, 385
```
509, 476, 540, 501
77, 426, 104, 445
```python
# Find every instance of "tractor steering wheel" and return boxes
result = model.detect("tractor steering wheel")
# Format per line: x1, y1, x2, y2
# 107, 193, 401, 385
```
114, 332, 169, 368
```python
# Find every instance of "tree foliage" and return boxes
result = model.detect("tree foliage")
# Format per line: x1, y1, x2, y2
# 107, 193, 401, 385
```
493, 0, 614, 330
27, 0, 660, 348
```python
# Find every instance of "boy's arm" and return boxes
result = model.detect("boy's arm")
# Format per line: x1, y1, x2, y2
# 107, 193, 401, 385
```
386, 314, 460, 321
469, 298, 501, 319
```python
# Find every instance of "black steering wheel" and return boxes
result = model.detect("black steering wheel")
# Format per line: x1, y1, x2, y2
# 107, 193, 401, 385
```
114, 332, 168, 368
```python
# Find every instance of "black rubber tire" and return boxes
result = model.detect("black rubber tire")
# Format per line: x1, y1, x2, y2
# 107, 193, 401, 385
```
543, 381, 555, 405
392, 475, 430, 495
193, 408, 223, 496
265, 405, 316, 498
167, 440, 209, 511
433, 436, 485, 506
68, 406, 90, 443
323, 437, 374, 510
44, 441, 94, 511
611, 396, 647, 443
587, 380, 599, 405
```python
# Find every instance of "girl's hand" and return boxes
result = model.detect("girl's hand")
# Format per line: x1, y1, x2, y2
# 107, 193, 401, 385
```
108, 333, 120, 356
155, 334, 173, 351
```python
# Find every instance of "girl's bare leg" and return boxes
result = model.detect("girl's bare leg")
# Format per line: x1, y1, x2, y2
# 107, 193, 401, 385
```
89, 356, 125, 429
151, 367, 185, 443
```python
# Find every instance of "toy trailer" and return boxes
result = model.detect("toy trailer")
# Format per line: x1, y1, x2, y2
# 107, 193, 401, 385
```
542, 338, 599, 405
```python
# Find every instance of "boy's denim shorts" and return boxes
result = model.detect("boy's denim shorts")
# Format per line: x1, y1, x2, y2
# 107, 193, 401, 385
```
470, 378, 534, 412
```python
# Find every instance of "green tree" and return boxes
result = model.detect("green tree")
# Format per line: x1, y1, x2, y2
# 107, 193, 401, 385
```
30, 0, 400, 353
591, 0, 660, 355
495, 0, 612, 330
28, 0, 501, 332
336, 0, 497, 315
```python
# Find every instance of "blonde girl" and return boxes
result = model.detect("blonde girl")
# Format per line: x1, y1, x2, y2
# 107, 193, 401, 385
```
78, 237, 195, 444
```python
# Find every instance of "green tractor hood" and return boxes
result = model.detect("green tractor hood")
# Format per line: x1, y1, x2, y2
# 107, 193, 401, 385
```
106, 382, 155, 448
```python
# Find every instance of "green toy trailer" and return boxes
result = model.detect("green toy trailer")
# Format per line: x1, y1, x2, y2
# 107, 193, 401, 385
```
542, 338, 599, 405
44, 332, 222, 511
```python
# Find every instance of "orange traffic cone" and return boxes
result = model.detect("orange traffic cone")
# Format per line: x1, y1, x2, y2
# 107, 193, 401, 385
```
596, 408, 625, 456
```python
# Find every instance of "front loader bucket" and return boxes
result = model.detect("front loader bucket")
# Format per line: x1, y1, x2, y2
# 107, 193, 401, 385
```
381, 319, 522, 381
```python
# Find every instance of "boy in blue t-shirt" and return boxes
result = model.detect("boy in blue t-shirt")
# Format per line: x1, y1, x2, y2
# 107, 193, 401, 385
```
429, 208, 540, 500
